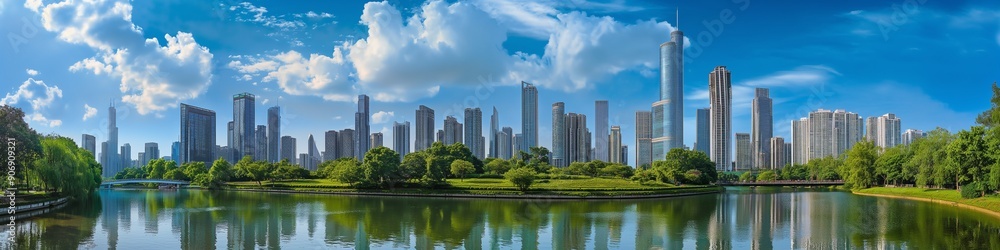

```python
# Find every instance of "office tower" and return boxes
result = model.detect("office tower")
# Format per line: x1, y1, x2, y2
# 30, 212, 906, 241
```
478, 136, 485, 159
521, 81, 538, 153
233, 92, 255, 159
255, 125, 267, 161
280, 136, 296, 162
784, 143, 792, 167
770, 137, 787, 169
552, 102, 567, 167
443, 116, 462, 145
609, 126, 622, 164
595, 100, 609, 162
875, 113, 902, 148
267, 106, 280, 162
709, 66, 732, 171
500, 127, 513, 159
415, 105, 435, 151
355, 95, 371, 161
436, 130, 444, 143
567, 113, 590, 163
227, 121, 234, 150
751, 88, 772, 169
807, 109, 835, 160
136, 152, 144, 167
120, 143, 131, 168
902, 129, 924, 146
180, 104, 216, 164
513, 133, 523, 158
307, 135, 320, 170
338, 129, 355, 160
393, 122, 410, 161
298, 153, 308, 167
144, 143, 159, 166
464, 108, 483, 159
490, 107, 499, 158
865, 117, 878, 142
651, 21, 685, 162
100, 142, 107, 168
831, 110, 863, 157
735, 133, 751, 171
371, 133, 384, 148
170, 141, 179, 163
324, 130, 339, 161
635, 110, 653, 169
695, 108, 710, 155
104, 102, 119, 178
791, 118, 810, 165
621, 145, 629, 166
81, 134, 96, 158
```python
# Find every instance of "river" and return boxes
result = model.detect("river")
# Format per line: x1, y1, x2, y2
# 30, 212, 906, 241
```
8, 187, 1000, 249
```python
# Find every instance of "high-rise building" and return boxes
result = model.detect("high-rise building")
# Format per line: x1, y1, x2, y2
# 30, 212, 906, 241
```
81, 134, 96, 158
280, 136, 296, 162
324, 130, 339, 161
355, 95, 371, 161
635, 110, 653, 169
306, 135, 320, 171
170, 141, 179, 164
784, 143, 792, 168
832, 110, 863, 157
415, 105, 435, 151
490, 107, 499, 158
120, 143, 131, 168
875, 113, 902, 149
521, 81, 538, 153
255, 125, 267, 161
444, 116, 463, 145
709, 66, 732, 171
464, 108, 483, 159
808, 109, 834, 160
233, 92, 256, 159
393, 122, 410, 161
267, 106, 281, 162
478, 135, 485, 159
621, 145, 629, 166
695, 108, 710, 155
609, 126, 622, 164
595, 100, 609, 162
500, 127, 513, 160
791, 118, 810, 165
735, 133, 751, 171
144, 142, 159, 166
513, 133, 524, 158
100, 142, 107, 168
227, 121, 235, 153
751, 88, 773, 169
371, 132, 384, 148
338, 129, 355, 160
180, 103, 216, 164
436, 129, 444, 143
902, 129, 924, 146
104, 102, 119, 178
552, 102, 567, 167
651, 21, 685, 162
567, 113, 590, 163
136, 152, 144, 168
298, 153, 309, 167
865, 116, 878, 142
770, 137, 787, 169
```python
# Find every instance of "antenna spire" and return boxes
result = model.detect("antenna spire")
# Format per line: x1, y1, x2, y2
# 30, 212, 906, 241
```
676, 7, 679, 30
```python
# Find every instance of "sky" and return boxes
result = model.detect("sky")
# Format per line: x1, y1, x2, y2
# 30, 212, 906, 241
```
1, 0, 999, 162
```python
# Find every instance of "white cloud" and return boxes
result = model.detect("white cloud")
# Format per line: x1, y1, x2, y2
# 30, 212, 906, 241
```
229, 2, 303, 29
371, 111, 394, 124
38, 0, 214, 115
305, 11, 334, 19
234, 50, 356, 102
82, 104, 97, 121
25, 69, 38, 76
742, 65, 841, 87
1, 78, 63, 127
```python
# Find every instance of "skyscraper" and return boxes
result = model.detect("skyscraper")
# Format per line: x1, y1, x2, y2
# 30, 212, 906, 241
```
255, 125, 267, 161
170, 141, 179, 163
324, 130, 339, 161
902, 129, 924, 146
437, 130, 445, 143
280, 136, 296, 162
355, 95, 371, 161
832, 110, 863, 157
770, 137, 787, 169
595, 100, 609, 162
227, 121, 235, 150
120, 143, 131, 168
751, 88, 773, 169
100, 142, 107, 169
180, 103, 215, 164
709, 66, 732, 171
267, 106, 281, 163
552, 102, 567, 167
81, 134, 96, 158
567, 113, 590, 163
695, 108, 710, 155
371, 132, 384, 148
444, 116, 463, 145
513, 133, 524, 158
464, 108, 483, 159
490, 107, 499, 158
876, 113, 902, 149
393, 122, 410, 161
651, 20, 685, 161
307, 135, 320, 171
808, 109, 834, 160
338, 129, 355, 160
865, 116, 878, 142
609, 126, 622, 164
144, 143, 159, 165
415, 105, 435, 151
104, 102, 119, 178
791, 118, 810, 165
621, 145, 629, 166
521, 81, 538, 153
735, 133, 751, 171
233, 92, 256, 159
500, 127, 513, 160
635, 110, 653, 169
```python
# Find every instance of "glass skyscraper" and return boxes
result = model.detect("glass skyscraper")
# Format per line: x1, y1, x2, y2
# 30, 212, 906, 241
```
179, 103, 216, 164
233, 92, 255, 158
415, 105, 435, 152
355, 95, 370, 161
267, 106, 280, 162
552, 102, 566, 167
521, 81, 538, 153
393, 121, 410, 161
652, 22, 685, 161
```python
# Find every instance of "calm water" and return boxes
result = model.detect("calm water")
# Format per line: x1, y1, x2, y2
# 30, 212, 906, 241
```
8, 187, 1000, 249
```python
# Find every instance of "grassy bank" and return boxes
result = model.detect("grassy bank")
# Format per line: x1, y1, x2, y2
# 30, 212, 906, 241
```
854, 187, 1000, 215
225, 178, 721, 198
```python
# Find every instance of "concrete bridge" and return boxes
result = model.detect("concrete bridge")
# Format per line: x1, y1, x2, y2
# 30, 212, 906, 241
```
101, 179, 191, 188
719, 180, 844, 187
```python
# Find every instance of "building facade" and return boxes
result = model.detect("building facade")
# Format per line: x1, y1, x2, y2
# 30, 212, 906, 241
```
371, 132, 384, 148
595, 100, 609, 162
735, 133, 751, 171
393, 122, 410, 161
635, 110, 653, 169
233, 93, 255, 159
280, 136, 296, 162
415, 105, 435, 151
709, 66, 732, 171
770, 137, 787, 169
521, 81, 538, 153
552, 102, 567, 167
82, 134, 96, 158
695, 108, 710, 155
751, 88, 772, 169
267, 106, 280, 162
324, 130, 339, 161
464, 108, 483, 159
609, 126, 622, 164
355, 95, 371, 161
651, 23, 685, 162
180, 103, 216, 164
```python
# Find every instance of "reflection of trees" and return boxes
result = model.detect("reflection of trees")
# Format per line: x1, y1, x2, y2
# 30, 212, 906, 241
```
634, 194, 719, 249
14, 192, 101, 249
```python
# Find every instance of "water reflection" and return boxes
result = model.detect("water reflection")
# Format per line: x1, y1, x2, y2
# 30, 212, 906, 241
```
9, 187, 1000, 249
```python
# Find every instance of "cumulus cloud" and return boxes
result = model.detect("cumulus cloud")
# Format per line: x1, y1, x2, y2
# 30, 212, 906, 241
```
233, 50, 356, 102
229, 2, 303, 29
742, 65, 841, 87
1, 78, 63, 127
83, 104, 97, 121
25, 69, 38, 76
37, 0, 214, 115
305, 11, 334, 19
371, 111, 394, 124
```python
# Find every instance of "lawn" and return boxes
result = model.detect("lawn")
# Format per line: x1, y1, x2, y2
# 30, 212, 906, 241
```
856, 187, 1000, 213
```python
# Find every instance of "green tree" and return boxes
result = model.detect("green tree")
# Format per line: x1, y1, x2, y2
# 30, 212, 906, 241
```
739, 172, 755, 182
757, 170, 778, 182
907, 128, 953, 188
946, 126, 992, 192
163, 168, 187, 180
330, 158, 363, 187
400, 152, 428, 182
599, 164, 635, 178
975, 82, 1000, 126
567, 161, 598, 177
423, 142, 452, 186
33, 136, 100, 198
208, 158, 233, 185
146, 159, 168, 179
504, 167, 537, 192
843, 140, 879, 190
876, 145, 910, 186
181, 162, 207, 181
271, 161, 309, 181
484, 158, 511, 175
361, 146, 402, 188
450, 159, 475, 181
650, 148, 717, 185
0, 106, 42, 190
234, 156, 271, 186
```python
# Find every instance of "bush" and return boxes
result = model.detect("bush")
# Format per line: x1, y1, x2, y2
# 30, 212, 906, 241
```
960, 182, 991, 199
504, 167, 537, 192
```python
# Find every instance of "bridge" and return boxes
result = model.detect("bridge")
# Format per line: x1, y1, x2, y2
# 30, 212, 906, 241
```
101, 179, 191, 188
718, 180, 844, 187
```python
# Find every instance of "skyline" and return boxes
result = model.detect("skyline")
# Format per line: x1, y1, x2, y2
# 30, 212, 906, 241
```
2, 0, 998, 162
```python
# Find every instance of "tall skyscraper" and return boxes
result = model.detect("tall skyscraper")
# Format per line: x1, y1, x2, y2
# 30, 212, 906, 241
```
233, 92, 256, 159
490, 107, 499, 158
695, 108, 710, 155
136, 152, 144, 167
609, 126, 622, 164
865, 116, 878, 142
770, 137, 787, 169
180, 103, 215, 164
808, 109, 834, 160
621, 145, 629, 166
784, 143, 792, 168
255, 125, 267, 161
751, 88, 773, 169
464, 108, 483, 159
145, 142, 159, 165
444, 116, 463, 145
709, 66, 732, 171
355, 95, 371, 161
338, 129, 355, 160
735, 133, 751, 171
791, 118, 810, 165
832, 110, 863, 157
306, 135, 320, 170
902, 129, 924, 146
324, 130, 339, 161
170, 141, 179, 163
393, 121, 410, 161
227, 121, 235, 150
500, 127, 513, 160
595, 100, 609, 162
651, 21, 685, 161
875, 113, 902, 149
267, 106, 281, 163
371, 132, 384, 148
635, 110, 653, 169
552, 102, 567, 167
415, 105, 435, 151
104, 102, 119, 178
81, 134, 96, 158
567, 113, 590, 163
521, 81, 538, 153
437, 129, 445, 143
280, 136, 296, 162
120, 143, 131, 168
100, 142, 107, 168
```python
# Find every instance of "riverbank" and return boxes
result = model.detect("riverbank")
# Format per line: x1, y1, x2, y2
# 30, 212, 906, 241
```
853, 187, 1000, 219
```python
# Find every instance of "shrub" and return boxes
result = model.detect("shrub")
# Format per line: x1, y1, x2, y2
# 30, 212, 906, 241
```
504, 167, 537, 192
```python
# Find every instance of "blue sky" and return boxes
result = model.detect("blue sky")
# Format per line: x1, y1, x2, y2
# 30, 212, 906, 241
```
1, 0, 998, 161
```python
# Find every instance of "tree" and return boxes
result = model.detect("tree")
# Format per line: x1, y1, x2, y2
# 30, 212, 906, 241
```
599, 164, 634, 178
400, 152, 428, 182
649, 148, 717, 185
484, 158, 511, 175
330, 158, 363, 187
843, 140, 879, 190
234, 156, 271, 186
147, 159, 168, 179
181, 162, 207, 181
271, 161, 309, 181
567, 161, 598, 177
946, 126, 992, 192
504, 167, 537, 192
739, 172, 755, 182
423, 142, 452, 186
0, 106, 42, 190
208, 158, 233, 184
361, 146, 401, 188
907, 128, 953, 188
450, 160, 475, 181
33, 136, 100, 198
876, 145, 910, 186
163, 168, 187, 180
975, 82, 1000, 126
757, 170, 778, 182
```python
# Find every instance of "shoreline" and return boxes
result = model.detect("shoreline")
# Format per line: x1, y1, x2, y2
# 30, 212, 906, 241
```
218, 186, 724, 200
852, 190, 1000, 219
